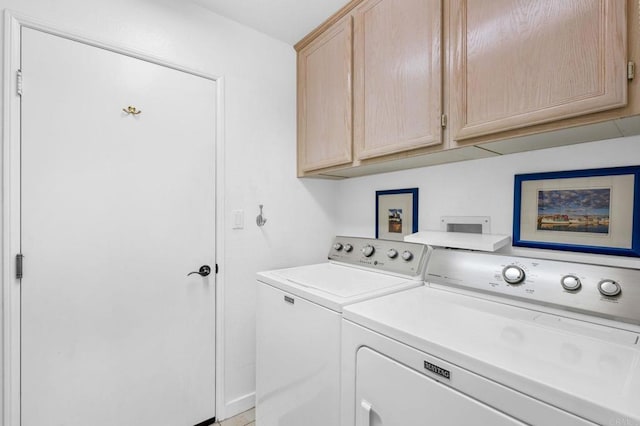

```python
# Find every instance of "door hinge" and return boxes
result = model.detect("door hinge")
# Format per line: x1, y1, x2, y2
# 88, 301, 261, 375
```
628, 61, 635, 81
441, 114, 447, 128
16, 254, 24, 279
16, 69, 23, 96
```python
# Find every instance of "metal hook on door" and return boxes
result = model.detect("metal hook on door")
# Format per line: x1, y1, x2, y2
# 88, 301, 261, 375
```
122, 105, 142, 115
256, 204, 267, 227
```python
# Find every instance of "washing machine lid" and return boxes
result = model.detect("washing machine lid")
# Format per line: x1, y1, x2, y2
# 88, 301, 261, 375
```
343, 286, 640, 425
257, 263, 422, 312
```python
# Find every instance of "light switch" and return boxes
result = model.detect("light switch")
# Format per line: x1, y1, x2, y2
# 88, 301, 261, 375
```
232, 210, 244, 229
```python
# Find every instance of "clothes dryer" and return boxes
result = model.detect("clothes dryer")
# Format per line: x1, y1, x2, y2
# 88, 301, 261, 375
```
342, 248, 640, 426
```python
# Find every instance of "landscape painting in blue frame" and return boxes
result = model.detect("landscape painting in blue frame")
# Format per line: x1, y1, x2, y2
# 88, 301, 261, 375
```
537, 188, 610, 234
513, 166, 640, 257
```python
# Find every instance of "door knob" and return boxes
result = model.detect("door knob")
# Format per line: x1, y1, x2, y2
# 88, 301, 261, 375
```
187, 265, 211, 277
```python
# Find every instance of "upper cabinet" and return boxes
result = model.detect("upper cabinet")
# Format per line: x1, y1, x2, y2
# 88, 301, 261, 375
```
353, 0, 443, 160
297, 15, 353, 173
296, 0, 638, 178
450, 0, 627, 142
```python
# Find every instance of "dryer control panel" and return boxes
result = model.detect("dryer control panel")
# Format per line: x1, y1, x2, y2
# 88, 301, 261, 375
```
329, 236, 431, 279
426, 248, 640, 325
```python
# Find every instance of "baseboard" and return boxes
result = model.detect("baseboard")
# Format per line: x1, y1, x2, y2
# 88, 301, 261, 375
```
222, 392, 255, 421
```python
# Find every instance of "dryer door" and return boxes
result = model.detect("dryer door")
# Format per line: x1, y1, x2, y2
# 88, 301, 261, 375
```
355, 347, 524, 425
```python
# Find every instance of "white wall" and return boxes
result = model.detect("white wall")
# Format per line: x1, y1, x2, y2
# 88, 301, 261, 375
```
0, 0, 337, 420
334, 135, 640, 270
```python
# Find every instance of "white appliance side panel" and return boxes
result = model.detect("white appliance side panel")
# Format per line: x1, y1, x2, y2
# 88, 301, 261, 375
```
256, 283, 341, 426
355, 347, 524, 426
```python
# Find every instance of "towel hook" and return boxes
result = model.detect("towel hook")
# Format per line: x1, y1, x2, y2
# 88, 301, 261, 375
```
256, 204, 267, 227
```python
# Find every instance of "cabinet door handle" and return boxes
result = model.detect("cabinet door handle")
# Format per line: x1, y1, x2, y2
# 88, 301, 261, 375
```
360, 399, 372, 426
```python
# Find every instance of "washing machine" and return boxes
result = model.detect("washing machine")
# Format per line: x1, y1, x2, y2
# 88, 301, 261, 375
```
341, 248, 640, 425
256, 236, 432, 426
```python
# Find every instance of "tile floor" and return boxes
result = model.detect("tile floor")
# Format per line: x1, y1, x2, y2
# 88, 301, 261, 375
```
215, 407, 255, 426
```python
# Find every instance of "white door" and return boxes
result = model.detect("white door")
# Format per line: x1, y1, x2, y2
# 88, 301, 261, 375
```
20, 28, 217, 426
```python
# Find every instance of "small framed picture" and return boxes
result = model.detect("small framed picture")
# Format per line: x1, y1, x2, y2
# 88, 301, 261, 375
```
513, 166, 640, 257
375, 188, 419, 241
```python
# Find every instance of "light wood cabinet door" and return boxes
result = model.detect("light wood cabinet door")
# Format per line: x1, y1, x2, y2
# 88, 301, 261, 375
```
451, 0, 627, 142
298, 16, 353, 173
354, 0, 443, 160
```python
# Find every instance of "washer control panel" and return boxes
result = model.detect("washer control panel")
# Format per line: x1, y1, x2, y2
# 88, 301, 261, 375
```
329, 236, 431, 278
426, 248, 640, 325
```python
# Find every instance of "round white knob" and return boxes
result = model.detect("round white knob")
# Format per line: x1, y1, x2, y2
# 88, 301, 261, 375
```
561, 275, 581, 291
362, 245, 375, 257
502, 265, 525, 284
344, 244, 353, 253
598, 280, 621, 297
333, 243, 343, 251
401, 250, 413, 261
387, 249, 398, 259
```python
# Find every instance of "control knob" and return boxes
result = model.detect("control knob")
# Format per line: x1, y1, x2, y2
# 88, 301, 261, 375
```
598, 280, 621, 297
344, 244, 353, 252
401, 250, 413, 261
387, 249, 398, 259
362, 245, 375, 257
502, 265, 525, 284
561, 275, 581, 291
333, 243, 343, 251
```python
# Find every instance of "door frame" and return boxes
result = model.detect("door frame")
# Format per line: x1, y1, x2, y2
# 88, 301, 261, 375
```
1, 11, 227, 426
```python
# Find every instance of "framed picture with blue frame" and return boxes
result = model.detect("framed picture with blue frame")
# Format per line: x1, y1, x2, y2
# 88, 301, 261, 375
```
513, 166, 640, 257
375, 188, 419, 241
